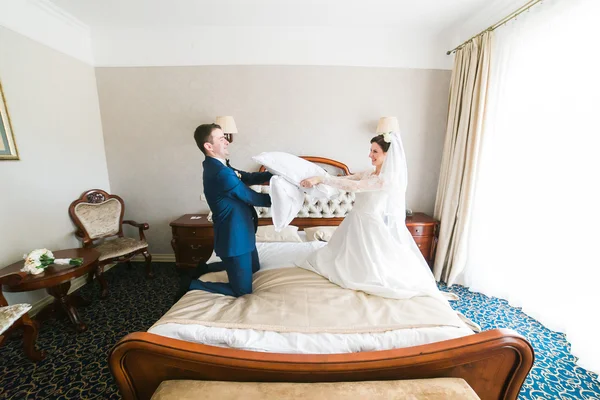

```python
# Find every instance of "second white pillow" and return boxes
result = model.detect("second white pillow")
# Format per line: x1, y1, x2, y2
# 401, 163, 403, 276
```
304, 226, 339, 242
256, 225, 303, 243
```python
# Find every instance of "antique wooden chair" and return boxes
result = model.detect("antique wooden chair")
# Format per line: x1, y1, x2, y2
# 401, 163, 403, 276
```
69, 189, 153, 299
0, 271, 46, 361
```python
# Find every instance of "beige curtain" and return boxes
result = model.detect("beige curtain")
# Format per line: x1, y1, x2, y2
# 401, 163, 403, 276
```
433, 32, 493, 285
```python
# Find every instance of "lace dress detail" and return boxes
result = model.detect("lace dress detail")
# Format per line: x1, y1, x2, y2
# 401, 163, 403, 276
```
322, 171, 385, 192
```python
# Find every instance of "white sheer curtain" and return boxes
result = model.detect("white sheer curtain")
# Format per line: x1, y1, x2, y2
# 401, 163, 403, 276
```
456, 0, 600, 374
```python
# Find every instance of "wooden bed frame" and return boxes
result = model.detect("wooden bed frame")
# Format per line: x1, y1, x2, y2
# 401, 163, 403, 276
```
108, 157, 534, 400
109, 329, 533, 400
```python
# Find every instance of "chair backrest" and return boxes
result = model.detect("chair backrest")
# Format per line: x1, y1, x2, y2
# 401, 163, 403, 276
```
69, 189, 125, 245
0, 271, 26, 308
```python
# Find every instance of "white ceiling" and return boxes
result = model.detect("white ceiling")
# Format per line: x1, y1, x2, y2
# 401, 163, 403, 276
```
48, 0, 491, 32
1, 0, 528, 67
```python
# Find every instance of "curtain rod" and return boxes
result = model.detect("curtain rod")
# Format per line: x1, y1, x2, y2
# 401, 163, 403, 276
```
447, 0, 543, 55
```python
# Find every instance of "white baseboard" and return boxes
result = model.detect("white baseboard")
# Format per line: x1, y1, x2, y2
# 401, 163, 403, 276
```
29, 263, 116, 317
131, 253, 176, 263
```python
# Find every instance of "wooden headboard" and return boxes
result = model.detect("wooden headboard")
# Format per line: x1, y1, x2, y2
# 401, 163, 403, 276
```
257, 217, 344, 230
256, 156, 353, 230
258, 156, 352, 176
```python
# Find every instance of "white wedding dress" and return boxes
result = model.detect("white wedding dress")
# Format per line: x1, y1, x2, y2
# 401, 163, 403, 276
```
298, 133, 443, 300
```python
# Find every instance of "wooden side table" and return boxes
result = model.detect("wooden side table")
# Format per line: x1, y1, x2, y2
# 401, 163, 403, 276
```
1, 248, 100, 333
405, 213, 440, 267
170, 214, 214, 269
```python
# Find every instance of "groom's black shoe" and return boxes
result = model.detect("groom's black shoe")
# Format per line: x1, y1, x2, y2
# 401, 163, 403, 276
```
173, 261, 210, 303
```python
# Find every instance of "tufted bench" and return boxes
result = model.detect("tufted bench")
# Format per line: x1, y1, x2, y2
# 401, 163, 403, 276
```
150, 378, 481, 399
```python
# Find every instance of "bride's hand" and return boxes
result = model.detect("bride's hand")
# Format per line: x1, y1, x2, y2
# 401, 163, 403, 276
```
300, 176, 323, 188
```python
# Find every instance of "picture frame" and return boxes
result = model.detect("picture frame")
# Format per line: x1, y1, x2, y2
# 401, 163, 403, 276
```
0, 79, 19, 160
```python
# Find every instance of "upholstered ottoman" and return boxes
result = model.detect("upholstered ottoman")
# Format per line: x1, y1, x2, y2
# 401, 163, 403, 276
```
150, 378, 481, 399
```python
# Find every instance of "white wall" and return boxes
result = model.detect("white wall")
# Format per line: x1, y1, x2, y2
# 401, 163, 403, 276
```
92, 26, 452, 70
96, 65, 451, 253
0, 0, 93, 64
0, 26, 110, 305
0, 0, 458, 262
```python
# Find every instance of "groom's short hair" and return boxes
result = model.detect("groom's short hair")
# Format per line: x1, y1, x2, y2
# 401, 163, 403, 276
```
194, 123, 222, 155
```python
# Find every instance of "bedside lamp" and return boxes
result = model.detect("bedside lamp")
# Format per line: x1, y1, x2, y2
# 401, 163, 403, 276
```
376, 116, 400, 134
216, 116, 238, 143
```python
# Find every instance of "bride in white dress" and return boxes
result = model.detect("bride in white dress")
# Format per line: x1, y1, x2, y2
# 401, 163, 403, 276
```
298, 132, 442, 300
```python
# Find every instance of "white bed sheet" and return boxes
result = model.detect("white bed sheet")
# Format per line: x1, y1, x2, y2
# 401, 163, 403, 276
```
149, 242, 474, 353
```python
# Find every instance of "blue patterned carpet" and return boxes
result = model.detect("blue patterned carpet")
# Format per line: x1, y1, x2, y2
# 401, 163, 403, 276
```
440, 283, 600, 399
0, 263, 598, 399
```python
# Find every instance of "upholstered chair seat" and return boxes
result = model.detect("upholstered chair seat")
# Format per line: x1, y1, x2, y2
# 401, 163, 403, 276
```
69, 189, 153, 299
0, 304, 31, 335
0, 271, 45, 361
95, 237, 149, 261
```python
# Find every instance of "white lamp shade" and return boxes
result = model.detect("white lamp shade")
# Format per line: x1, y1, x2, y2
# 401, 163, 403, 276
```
216, 116, 238, 134
376, 117, 400, 134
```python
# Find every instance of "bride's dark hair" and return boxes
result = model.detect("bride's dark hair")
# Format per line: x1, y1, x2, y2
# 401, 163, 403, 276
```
370, 134, 391, 152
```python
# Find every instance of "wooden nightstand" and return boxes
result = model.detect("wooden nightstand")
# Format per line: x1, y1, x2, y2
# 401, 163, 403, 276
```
406, 213, 440, 267
170, 214, 214, 269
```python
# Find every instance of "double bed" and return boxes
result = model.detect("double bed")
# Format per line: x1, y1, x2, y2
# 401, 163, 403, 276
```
109, 157, 534, 400
148, 240, 476, 354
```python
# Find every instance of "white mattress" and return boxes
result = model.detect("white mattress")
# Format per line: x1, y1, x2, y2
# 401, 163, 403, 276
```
149, 241, 474, 354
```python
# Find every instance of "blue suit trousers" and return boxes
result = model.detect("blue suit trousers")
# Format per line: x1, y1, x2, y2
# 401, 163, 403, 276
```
188, 248, 259, 297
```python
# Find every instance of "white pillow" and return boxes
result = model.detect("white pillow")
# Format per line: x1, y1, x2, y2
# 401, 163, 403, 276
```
252, 152, 338, 199
205, 227, 303, 264
269, 176, 305, 232
304, 226, 339, 242
206, 251, 220, 264
206, 241, 326, 267
256, 225, 303, 242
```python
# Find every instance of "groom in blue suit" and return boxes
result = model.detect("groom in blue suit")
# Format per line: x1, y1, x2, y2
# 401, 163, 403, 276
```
183, 123, 272, 298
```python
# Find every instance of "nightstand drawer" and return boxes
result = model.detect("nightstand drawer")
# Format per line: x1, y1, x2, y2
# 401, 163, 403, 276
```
406, 224, 434, 237
178, 238, 213, 251
413, 236, 433, 260
171, 214, 215, 269
172, 226, 213, 238
177, 238, 213, 264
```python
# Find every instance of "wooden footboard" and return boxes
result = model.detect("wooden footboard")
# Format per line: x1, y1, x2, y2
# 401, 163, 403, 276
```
109, 328, 533, 400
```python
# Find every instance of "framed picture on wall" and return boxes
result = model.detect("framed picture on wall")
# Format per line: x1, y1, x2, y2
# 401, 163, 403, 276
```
0, 80, 19, 160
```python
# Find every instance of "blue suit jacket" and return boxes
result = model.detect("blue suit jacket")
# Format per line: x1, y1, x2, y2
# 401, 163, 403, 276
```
203, 157, 272, 258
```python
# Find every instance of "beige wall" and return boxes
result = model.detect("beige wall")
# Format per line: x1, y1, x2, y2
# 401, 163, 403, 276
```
0, 27, 110, 305
96, 65, 450, 254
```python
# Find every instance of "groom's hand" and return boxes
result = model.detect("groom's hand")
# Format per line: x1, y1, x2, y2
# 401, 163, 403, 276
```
300, 176, 323, 188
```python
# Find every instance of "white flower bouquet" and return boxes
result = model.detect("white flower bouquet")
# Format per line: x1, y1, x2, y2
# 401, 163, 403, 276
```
21, 249, 83, 275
